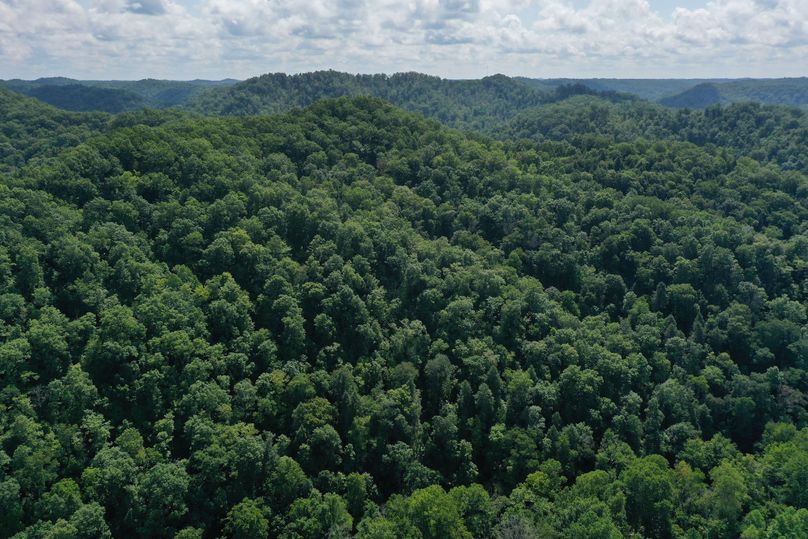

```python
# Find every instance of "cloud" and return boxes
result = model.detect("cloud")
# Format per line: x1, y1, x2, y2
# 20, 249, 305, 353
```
0, 0, 806, 79
126, 0, 166, 16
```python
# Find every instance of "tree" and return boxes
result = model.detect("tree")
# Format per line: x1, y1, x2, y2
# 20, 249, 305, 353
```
449, 484, 495, 539
706, 461, 749, 534
344, 472, 372, 522
131, 462, 191, 537
68, 502, 113, 539
205, 273, 254, 342
224, 498, 269, 539
278, 491, 352, 539
37, 478, 82, 522
0, 479, 23, 537
399, 485, 472, 539
622, 455, 673, 538
81, 446, 137, 532
266, 456, 311, 511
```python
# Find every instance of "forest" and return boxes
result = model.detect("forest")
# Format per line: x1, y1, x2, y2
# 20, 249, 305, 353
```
1, 73, 808, 538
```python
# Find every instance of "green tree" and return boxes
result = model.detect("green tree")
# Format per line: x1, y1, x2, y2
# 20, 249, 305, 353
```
622, 455, 673, 538
224, 498, 269, 539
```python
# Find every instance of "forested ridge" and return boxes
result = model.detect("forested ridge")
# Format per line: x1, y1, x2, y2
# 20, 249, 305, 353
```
0, 79, 238, 114
659, 79, 808, 110
1, 77, 808, 539
184, 71, 808, 175
499, 96, 808, 174
7, 72, 808, 115
0, 88, 109, 174
184, 71, 554, 132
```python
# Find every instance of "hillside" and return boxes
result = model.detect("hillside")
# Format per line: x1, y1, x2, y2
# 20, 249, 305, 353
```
0, 86, 109, 172
517, 78, 808, 109
500, 95, 808, 174
184, 70, 554, 131
0, 78, 238, 113
22, 84, 149, 113
183, 73, 808, 178
518, 78, 724, 102
660, 79, 808, 109
1, 93, 808, 538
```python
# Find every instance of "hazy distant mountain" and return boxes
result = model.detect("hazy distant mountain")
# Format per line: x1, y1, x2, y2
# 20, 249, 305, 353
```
0, 78, 238, 112
659, 83, 725, 108
518, 78, 725, 101
5, 72, 808, 117
521, 77, 808, 109
660, 79, 808, 109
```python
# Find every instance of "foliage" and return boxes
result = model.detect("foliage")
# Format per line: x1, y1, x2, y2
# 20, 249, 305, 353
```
1, 82, 808, 538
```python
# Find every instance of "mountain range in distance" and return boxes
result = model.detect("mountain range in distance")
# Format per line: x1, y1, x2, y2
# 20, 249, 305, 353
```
2, 73, 808, 115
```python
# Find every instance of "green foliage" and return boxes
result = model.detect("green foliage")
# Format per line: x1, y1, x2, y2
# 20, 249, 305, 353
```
1, 83, 808, 539
223, 498, 269, 539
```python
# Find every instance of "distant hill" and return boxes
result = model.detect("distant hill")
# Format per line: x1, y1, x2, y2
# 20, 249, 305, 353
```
0, 78, 238, 113
22, 84, 148, 113
520, 77, 808, 109
518, 78, 724, 101
660, 78, 808, 109
6, 71, 808, 122
0, 85, 192, 171
659, 83, 724, 108
184, 70, 556, 131
190, 73, 808, 121
499, 94, 808, 173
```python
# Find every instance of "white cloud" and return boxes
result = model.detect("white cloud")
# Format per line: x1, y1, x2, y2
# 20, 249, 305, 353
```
0, 0, 805, 79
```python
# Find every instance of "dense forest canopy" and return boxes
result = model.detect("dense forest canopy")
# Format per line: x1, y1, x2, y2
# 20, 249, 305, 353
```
1, 74, 808, 539
0, 88, 109, 173
499, 96, 808, 174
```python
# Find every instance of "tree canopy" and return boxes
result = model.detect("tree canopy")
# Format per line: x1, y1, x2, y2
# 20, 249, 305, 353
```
1, 79, 808, 538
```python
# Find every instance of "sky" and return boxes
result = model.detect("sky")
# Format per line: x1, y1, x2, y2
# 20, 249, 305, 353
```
0, 0, 806, 80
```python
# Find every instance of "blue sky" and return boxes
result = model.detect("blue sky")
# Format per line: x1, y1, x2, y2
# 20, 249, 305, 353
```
1, 0, 806, 80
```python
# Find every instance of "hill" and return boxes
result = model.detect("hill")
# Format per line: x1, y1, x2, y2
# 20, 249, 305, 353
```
500, 95, 808, 173
518, 78, 808, 109
2, 94, 808, 537
661, 79, 808, 109
22, 84, 149, 113
518, 78, 724, 101
0, 86, 110, 172
0, 78, 238, 113
6, 73, 808, 118
184, 70, 553, 131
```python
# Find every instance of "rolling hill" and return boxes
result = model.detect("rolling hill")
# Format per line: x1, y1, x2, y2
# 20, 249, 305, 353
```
0, 77, 238, 113
660, 79, 808, 109
184, 70, 553, 131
